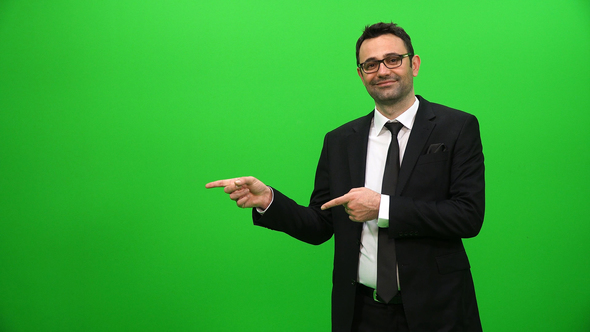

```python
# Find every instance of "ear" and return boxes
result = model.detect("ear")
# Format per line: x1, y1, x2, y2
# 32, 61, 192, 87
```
411, 55, 421, 77
357, 67, 366, 83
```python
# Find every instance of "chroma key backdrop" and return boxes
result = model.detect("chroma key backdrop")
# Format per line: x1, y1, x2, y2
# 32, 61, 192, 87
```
1, 1, 589, 331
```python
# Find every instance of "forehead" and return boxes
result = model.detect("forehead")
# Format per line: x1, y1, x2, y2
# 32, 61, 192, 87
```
358, 34, 408, 62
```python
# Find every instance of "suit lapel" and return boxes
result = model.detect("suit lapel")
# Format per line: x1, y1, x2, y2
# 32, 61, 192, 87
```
397, 97, 436, 195
347, 112, 373, 189
345, 111, 372, 239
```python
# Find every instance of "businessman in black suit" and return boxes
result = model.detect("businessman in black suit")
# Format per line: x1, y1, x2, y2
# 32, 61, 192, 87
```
206, 22, 485, 332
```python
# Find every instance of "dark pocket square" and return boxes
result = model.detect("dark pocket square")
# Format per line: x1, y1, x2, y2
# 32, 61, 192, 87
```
427, 143, 446, 154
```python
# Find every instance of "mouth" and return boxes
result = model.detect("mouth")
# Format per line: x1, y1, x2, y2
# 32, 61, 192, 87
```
374, 80, 397, 87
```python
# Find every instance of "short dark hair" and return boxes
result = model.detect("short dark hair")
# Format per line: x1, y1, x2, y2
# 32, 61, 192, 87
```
356, 22, 414, 65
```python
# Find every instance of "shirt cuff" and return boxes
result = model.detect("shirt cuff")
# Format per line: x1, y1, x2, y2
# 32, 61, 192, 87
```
377, 194, 390, 228
255, 187, 274, 215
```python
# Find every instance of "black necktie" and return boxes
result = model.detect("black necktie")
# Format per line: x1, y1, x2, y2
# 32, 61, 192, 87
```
377, 121, 404, 303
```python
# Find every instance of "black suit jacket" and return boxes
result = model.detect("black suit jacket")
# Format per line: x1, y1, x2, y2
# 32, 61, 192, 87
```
254, 96, 485, 332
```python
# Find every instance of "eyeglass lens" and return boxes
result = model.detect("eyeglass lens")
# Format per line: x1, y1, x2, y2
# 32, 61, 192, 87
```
362, 55, 403, 73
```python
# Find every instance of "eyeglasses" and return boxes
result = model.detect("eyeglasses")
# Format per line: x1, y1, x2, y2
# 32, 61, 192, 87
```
358, 53, 413, 74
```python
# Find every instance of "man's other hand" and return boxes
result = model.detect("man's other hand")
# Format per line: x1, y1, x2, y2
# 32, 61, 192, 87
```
321, 187, 380, 222
205, 176, 272, 209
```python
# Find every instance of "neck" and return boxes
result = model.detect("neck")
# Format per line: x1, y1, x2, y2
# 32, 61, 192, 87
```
375, 92, 416, 120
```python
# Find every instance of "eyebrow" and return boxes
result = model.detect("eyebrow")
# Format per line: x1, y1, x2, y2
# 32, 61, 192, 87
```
361, 52, 403, 63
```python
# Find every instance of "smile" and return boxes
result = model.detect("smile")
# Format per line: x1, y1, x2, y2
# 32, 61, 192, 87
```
374, 80, 397, 86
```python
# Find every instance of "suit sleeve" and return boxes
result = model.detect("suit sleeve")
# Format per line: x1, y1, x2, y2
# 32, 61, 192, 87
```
252, 135, 334, 245
388, 114, 485, 239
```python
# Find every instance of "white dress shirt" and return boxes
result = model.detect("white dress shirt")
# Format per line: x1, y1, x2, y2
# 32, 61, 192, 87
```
358, 97, 419, 289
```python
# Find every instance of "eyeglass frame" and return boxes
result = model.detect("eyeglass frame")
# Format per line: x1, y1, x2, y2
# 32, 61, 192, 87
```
357, 53, 413, 74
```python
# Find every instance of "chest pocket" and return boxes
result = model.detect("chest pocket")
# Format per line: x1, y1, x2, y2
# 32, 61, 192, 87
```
416, 151, 449, 165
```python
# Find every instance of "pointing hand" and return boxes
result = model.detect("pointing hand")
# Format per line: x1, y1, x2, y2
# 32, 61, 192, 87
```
321, 187, 380, 222
206, 176, 272, 209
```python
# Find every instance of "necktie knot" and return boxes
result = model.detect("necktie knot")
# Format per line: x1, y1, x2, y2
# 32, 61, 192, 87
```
384, 121, 404, 137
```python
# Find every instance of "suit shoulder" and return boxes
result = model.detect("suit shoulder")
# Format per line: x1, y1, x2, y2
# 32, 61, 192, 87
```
325, 112, 373, 138
424, 98, 478, 121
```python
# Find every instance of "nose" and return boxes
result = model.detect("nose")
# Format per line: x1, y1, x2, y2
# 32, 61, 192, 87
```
377, 61, 391, 75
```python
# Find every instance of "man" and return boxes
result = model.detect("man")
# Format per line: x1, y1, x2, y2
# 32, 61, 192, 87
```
206, 22, 485, 332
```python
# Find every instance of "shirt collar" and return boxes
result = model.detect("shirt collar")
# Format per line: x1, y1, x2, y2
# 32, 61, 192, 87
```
372, 97, 420, 134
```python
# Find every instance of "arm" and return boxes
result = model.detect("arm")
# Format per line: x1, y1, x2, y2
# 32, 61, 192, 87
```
254, 136, 334, 245
205, 136, 335, 245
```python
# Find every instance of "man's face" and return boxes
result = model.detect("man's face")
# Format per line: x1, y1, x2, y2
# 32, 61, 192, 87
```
357, 34, 420, 107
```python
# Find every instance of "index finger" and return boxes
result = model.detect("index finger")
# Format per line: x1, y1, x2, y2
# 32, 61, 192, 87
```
321, 194, 350, 210
205, 179, 234, 189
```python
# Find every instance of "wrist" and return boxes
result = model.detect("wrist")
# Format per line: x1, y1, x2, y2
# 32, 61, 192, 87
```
260, 186, 273, 210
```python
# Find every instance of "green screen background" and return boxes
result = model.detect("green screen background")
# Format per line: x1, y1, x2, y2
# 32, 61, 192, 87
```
1, 1, 589, 331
